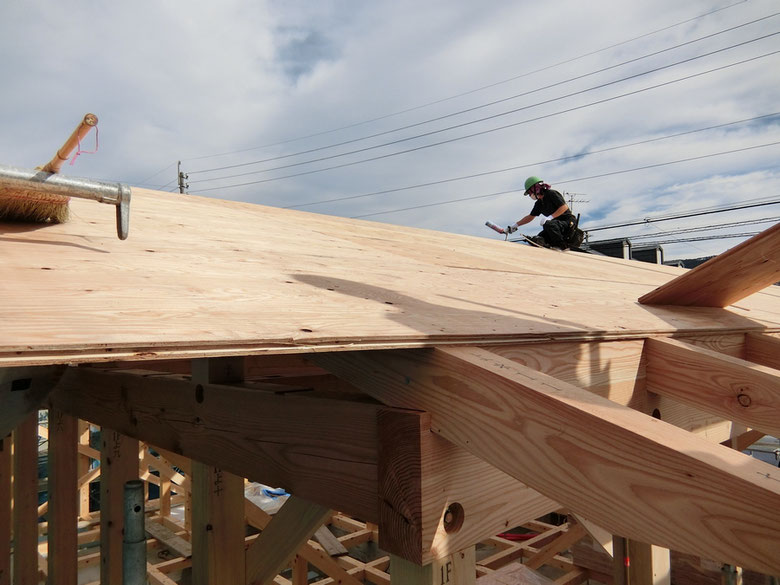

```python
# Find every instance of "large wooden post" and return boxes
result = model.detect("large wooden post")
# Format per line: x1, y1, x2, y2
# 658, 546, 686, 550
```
191, 357, 246, 585
100, 428, 140, 585
48, 408, 79, 585
12, 412, 38, 585
391, 547, 476, 585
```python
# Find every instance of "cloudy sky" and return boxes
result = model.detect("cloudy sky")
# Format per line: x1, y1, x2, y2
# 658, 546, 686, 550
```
1, 0, 778, 260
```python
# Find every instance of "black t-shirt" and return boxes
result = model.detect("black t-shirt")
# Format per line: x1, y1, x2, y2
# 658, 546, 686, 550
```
531, 189, 575, 220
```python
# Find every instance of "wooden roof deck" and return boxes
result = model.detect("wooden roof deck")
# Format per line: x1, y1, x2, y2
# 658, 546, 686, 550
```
2, 188, 778, 366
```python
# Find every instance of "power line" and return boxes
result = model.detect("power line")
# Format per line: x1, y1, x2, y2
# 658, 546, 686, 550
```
619, 216, 780, 239
190, 36, 779, 186
282, 113, 779, 209
178, 0, 750, 163
587, 195, 780, 231
627, 231, 762, 245
348, 144, 780, 219
188, 12, 779, 176
190, 49, 780, 194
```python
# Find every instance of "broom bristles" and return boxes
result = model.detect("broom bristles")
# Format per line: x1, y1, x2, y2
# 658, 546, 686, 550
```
0, 188, 70, 223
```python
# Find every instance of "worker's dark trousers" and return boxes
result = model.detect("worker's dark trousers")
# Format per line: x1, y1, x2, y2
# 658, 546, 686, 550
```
540, 218, 574, 248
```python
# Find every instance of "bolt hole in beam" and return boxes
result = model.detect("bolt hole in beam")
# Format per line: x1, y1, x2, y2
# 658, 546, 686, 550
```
443, 502, 464, 534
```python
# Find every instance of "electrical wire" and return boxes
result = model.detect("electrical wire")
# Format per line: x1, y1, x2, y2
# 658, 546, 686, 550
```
348, 144, 780, 218
587, 195, 780, 231
625, 230, 762, 244
188, 12, 779, 176
190, 47, 780, 193
617, 216, 780, 239
283, 113, 779, 209
179, 0, 751, 163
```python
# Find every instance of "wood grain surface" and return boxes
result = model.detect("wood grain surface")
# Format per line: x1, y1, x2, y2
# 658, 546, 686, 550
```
2, 189, 779, 365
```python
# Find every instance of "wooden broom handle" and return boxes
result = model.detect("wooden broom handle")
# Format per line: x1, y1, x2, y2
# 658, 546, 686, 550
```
40, 113, 99, 174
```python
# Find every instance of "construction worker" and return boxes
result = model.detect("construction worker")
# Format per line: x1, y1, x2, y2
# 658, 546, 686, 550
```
506, 176, 582, 248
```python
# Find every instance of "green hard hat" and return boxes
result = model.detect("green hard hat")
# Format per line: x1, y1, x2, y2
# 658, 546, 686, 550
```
524, 176, 543, 192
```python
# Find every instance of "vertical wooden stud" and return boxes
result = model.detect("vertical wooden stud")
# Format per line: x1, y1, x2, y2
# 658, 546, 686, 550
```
292, 555, 309, 585
12, 412, 38, 585
78, 420, 91, 519
160, 476, 172, 519
48, 408, 78, 585
100, 428, 140, 585
191, 357, 246, 585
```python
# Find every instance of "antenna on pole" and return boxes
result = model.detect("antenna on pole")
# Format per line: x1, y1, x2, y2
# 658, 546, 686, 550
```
177, 161, 189, 194
564, 191, 589, 212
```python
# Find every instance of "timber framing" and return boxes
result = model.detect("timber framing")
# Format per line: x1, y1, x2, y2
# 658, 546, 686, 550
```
1, 188, 779, 582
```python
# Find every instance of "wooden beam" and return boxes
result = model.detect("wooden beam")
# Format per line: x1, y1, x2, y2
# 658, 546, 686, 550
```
245, 498, 362, 585
745, 332, 780, 370
570, 515, 612, 558
245, 495, 331, 585
476, 562, 556, 585
145, 520, 192, 558
100, 429, 140, 585
191, 357, 246, 585
525, 523, 587, 571
311, 347, 780, 575
638, 222, 780, 307
47, 408, 79, 585
50, 365, 379, 520
721, 429, 765, 451
312, 525, 348, 557
378, 408, 557, 565
0, 366, 64, 437
645, 337, 780, 437
12, 412, 38, 585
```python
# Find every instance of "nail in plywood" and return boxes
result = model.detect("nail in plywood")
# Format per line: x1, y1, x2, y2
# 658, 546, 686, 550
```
639, 222, 780, 307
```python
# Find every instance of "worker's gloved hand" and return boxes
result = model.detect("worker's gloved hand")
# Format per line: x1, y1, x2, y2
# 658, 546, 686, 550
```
506, 224, 518, 234
539, 216, 551, 226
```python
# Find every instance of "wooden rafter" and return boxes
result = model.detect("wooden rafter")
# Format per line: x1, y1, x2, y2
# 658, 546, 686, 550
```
311, 346, 780, 574
639, 222, 780, 307
645, 337, 780, 436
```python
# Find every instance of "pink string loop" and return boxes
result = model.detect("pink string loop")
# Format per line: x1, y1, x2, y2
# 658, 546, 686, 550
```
69, 126, 99, 165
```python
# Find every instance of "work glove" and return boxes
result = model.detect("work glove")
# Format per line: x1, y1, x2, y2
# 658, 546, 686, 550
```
506, 224, 518, 234
539, 216, 551, 226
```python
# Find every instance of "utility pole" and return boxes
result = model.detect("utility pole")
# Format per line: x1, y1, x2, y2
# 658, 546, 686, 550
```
177, 161, 189, 194
565, 191, 589, 212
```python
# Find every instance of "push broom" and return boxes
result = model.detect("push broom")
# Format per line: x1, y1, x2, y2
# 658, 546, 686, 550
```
0, 113, 131, 239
